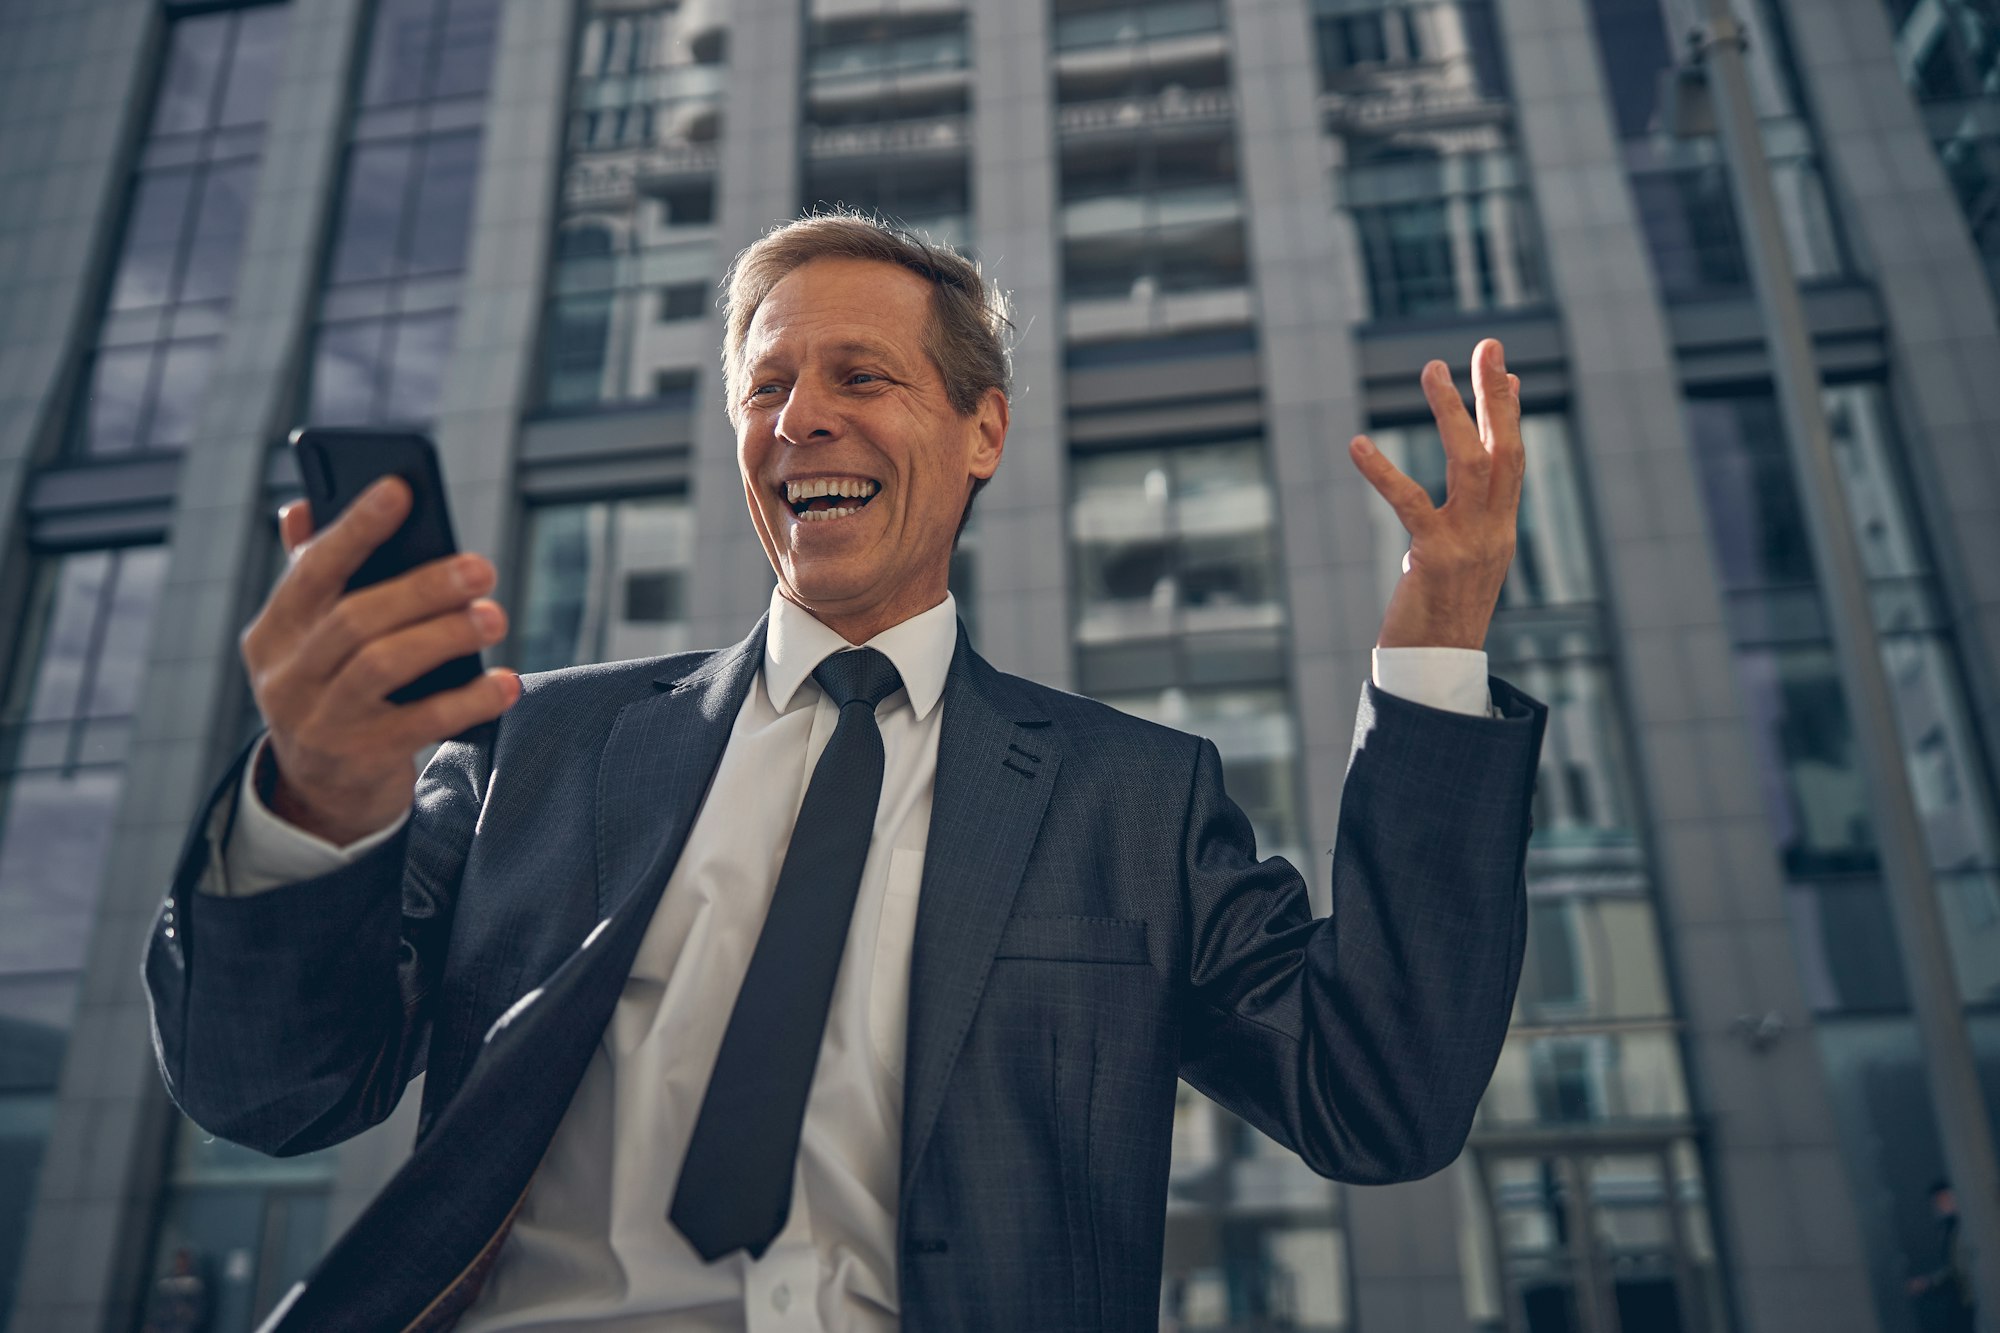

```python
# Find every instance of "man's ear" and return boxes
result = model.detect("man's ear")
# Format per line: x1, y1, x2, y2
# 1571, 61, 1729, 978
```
969, 385, 1008, 481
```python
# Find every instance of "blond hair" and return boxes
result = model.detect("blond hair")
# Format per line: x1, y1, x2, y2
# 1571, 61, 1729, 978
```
719, 211, 1014, 426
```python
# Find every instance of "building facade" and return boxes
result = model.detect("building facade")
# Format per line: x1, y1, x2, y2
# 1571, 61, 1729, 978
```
1, 0, 1997, 1329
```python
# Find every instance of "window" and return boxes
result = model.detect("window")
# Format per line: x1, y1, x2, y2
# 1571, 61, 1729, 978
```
1059, 134, 1249, 301
517, 496, 694, 672
1312, 0, 1508, 101
0, 547, 168, 1315
800, 13, 973, 246
1053, 0, 1224, 51
1071, 439, 1284, 647
1586, 0, 1847, 297
72, 5, 290, 456
1340, 139, 1547, 320
1883, 0, 2000, 299
541, 1, 728, 410
303, 0, 499, 428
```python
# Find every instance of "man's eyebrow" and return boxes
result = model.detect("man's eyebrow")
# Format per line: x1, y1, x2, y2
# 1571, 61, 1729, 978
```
744, 337, 910, 377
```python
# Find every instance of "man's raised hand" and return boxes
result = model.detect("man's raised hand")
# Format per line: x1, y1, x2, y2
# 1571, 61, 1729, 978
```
238, 476, 522, 846
1347, 338, 1524, 652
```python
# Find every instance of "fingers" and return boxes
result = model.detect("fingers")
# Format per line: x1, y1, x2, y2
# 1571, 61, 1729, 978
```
323, 601, 509, 713
1349, 436, 1436, 533
279, 500, 314, 557
1424, 356, 1488, 480
287, 552, 496, 689
385, 668, 523, 750
1471, 340, 1526, 512
281, 476, 413, 612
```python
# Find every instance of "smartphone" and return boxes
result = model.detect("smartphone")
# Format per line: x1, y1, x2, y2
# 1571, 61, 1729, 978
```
289, 427, 484, 705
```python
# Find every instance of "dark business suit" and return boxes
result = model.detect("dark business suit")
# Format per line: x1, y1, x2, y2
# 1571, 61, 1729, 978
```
145, 615, 1546, 1331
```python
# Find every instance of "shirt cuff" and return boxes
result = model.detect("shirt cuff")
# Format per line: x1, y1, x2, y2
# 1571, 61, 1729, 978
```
209, 735, 409, 897
1371, 647, 1495, 718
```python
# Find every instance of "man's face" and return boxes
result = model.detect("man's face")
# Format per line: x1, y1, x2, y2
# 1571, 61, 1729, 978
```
736, 258, 1006, 635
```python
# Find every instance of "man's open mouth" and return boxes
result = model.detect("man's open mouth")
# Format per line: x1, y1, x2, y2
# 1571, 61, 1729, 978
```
785, 477, 882, 522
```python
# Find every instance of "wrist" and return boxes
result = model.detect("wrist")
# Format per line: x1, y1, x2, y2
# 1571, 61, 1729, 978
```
259, 744, 405, 847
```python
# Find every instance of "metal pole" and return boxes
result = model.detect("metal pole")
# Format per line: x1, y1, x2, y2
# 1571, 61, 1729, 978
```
1693, 1, 2000, 1317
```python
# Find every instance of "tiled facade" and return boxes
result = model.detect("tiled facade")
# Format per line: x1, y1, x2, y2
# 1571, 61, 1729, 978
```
2, 1, 1997, 1330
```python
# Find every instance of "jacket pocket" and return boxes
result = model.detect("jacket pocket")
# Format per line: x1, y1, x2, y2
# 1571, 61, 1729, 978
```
995, 914, 1148, 965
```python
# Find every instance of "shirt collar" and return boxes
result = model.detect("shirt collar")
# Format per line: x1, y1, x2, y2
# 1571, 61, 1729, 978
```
763, 587, 958, 722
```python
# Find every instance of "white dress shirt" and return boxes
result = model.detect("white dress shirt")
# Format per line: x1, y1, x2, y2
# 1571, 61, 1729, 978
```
207, 591, 1491, 1330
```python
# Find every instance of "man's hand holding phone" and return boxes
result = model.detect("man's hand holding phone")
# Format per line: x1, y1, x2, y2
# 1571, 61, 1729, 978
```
239, 476, 522, 846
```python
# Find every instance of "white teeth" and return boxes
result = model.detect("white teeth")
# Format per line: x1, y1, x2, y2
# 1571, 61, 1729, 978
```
797, 505, 861, 521
785, 477, 880, 504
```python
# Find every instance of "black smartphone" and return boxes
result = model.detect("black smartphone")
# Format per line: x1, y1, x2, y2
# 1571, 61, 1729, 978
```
289, 427, 484, 705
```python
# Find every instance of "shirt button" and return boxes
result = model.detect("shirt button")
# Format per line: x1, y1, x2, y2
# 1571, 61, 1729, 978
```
772, 1282, 792, 1313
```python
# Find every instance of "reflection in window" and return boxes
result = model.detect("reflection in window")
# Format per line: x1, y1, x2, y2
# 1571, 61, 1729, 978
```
1585, 0, 1846, 297
304, 0, 499, 428
1369, 414, 1596, 610
800, 12, 972, 246
1340, 142, 1547, 320
542, 1, 727, 410
1072, 439, 1283, 645
1054, 0, 1247, 314
0, 546, 168, 1316
138, 1117, 338, 1333
1312, 0, 1509, 103
73, 5, 290, 456
1882, 0, 2000, 298
517, 496, 695, 672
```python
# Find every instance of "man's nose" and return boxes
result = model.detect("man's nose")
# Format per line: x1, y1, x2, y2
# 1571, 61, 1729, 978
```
775, 379, 841, 445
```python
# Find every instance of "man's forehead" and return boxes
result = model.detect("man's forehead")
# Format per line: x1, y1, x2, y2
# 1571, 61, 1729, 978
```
746, 259, 930, 356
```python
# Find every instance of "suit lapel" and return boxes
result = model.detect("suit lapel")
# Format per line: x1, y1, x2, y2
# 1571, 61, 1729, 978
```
596, 615, 767, 921
901, 632, 1062, 1188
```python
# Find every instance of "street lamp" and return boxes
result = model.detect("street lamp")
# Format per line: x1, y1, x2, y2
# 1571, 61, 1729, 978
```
1674, 0, 2000, 1318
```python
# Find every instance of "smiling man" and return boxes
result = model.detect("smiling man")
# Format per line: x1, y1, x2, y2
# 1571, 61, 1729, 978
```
145, 214, 1548, 1332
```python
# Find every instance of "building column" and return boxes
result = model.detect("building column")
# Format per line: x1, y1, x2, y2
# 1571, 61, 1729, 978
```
1776, 0, 2000, 802
10, 2, 369, 1329
970, 0, 1070, 686
1228, 0, 1421, 1316
434, 0, 578, 585
686, 0, 799, 650
0, 0, 159, 692
1498, 1, 1879, 1330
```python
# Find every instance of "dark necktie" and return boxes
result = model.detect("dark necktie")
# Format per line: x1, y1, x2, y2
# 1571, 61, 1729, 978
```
669, 647, 906, 1261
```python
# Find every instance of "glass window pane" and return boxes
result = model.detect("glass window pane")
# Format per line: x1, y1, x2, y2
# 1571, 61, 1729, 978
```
432, 0, 501, 99
81, 345, 157, 456
111, 169, 197, 311
216, 4, 294, 129
1686, 394, 1817, 590
308, 319, 390, 425
381, 311, 456, 423
0, 770, 123, 979
177, 161, 257, 305
361, 0, 441, 107
405, 132, 481, 276
145, 340, 219, 450
150, 13, 233, 137
84, 550, 170, 720
1735, 645, 1877, 877
329, 142, 417, 285
519, 496, 694, 672
12, 554, 112, 728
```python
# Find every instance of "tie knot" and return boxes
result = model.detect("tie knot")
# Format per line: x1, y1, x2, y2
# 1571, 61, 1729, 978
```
812, 648, 904, 713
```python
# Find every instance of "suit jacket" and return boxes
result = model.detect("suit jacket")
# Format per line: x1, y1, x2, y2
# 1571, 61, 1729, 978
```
144, 616, 1547, 1331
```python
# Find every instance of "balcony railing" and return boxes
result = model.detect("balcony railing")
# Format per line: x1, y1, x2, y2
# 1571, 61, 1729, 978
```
804, 113, 969, 160
1056, 86, 1234, 136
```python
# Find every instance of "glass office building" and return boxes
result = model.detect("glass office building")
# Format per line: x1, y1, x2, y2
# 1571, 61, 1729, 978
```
1, 0, 1997, 1330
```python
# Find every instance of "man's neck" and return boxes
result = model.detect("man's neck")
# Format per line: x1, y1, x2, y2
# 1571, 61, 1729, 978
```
778, 587, 950, 646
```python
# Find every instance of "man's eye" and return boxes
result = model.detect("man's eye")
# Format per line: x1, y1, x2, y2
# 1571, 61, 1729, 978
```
749, 384, 783, 398
848, 373, 880, 386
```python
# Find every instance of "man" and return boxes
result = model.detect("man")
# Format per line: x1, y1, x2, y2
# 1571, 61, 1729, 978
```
145, 215, 1547, 1331
1910, 1180, 1977, 1333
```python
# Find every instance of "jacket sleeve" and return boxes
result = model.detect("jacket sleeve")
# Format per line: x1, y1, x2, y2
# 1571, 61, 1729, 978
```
1177, 676, 1546, 1184
143, 721, 497, 1157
